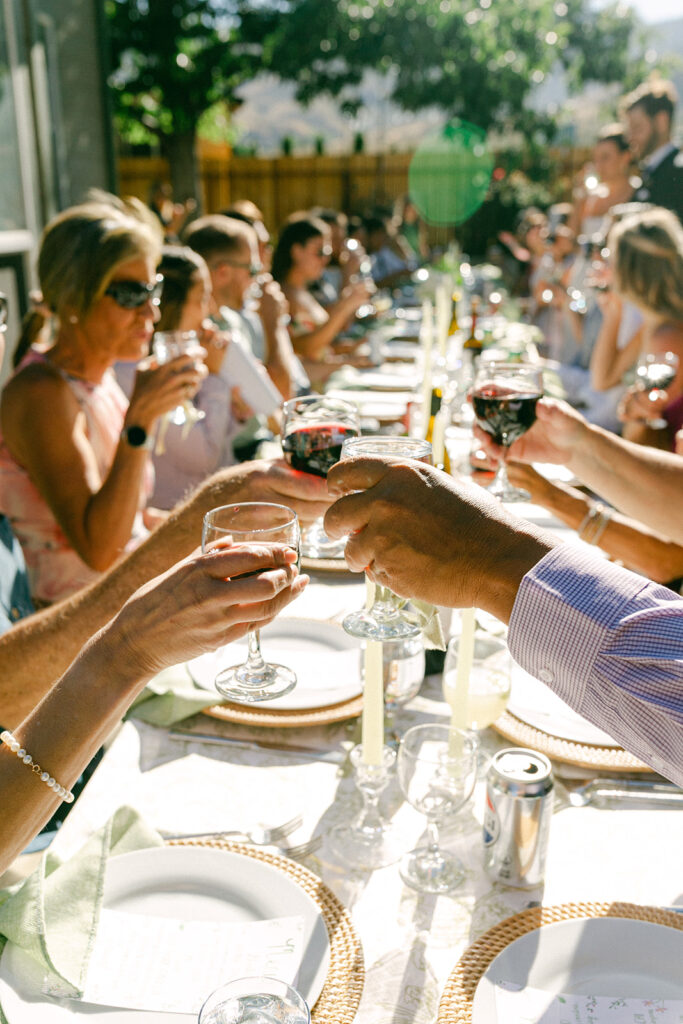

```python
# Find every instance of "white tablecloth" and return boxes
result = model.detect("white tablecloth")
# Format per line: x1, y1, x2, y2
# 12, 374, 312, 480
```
26, 489, 683, 1022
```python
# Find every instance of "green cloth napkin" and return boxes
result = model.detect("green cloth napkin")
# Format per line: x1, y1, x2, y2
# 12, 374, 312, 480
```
0, 806, 162, 1017
128, 664, 221, 727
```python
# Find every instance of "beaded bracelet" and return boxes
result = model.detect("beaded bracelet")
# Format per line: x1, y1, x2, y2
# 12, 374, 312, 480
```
0, 730, 74, 803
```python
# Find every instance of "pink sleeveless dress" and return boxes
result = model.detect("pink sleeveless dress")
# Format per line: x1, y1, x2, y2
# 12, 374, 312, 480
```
0, 350, 151, 603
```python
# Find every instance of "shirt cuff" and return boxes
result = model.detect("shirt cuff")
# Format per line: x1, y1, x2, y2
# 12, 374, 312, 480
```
508, 545, 651, 711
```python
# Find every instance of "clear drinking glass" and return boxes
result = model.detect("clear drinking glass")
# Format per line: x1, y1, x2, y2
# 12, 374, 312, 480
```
472, 361, 544, 502
397, 723, 478, 893
201, 503, 300, 702
198, 977, 310, 1024
153, 329, 205, 427
281, 395, 360, 559
341, 436, 432, 641
442, 631, 511, 731
634, 351, 679, 430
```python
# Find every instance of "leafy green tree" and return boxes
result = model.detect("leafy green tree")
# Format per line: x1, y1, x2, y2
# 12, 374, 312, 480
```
261, 0, 652, 143
105, 0, 275, 199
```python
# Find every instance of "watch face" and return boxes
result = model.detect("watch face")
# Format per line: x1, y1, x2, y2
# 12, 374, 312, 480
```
126, 425, 148, 447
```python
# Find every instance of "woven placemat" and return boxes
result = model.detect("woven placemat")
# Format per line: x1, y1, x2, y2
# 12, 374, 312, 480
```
168, 838, 363, 1023
301, 555, 360, 574
437, 901, 683, 1023
493, 710, 650, 772
204, 692, 363, 729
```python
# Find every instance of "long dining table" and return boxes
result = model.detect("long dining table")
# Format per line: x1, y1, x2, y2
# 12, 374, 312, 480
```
8, 492, 683, 1023
3, 326, 683, 1022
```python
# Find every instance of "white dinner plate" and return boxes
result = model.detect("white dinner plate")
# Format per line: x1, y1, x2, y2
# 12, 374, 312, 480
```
472, 917, 683, 1019
187, 619, 363, 710
0, 846, 330, 1023
508, 663, 621, 747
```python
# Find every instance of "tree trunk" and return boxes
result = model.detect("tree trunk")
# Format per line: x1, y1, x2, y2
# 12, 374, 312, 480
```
161, 130, 201, 207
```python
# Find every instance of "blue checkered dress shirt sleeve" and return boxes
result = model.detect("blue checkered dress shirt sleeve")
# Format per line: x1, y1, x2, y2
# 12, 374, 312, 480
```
509, 545, 683, 784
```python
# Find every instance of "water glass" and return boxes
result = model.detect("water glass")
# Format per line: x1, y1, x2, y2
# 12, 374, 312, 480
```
153, 329, 205, 427
397, 724, 478, 893
442, 631, 511, 731
198, 977, 310, 1024
202, 503, 300, 702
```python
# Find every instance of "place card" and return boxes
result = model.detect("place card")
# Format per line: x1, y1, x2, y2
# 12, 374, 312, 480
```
493, 984, 683, 1022
44, 910, 305, 1015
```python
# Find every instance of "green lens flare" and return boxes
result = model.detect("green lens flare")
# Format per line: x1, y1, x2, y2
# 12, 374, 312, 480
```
409, 120, 493, 226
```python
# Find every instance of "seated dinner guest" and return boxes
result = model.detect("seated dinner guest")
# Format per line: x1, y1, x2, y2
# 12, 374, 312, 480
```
0, 201, 204, 603
607, 207, 683, 450
0, 544, 307, 874
325, 416, 683, 784
144, 246, 240, 510
272, 216, 371, 363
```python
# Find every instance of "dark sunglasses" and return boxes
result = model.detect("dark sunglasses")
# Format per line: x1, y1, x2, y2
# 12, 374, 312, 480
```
105, 274, 164, 309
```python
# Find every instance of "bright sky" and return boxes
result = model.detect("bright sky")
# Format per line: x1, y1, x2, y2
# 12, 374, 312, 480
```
622, 0, 682, 23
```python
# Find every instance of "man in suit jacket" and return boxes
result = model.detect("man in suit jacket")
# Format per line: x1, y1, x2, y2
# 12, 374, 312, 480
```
623, 78, 683, 224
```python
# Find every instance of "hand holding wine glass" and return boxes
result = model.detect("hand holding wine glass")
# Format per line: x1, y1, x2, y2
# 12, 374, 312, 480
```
339, 436, 432, 641
201, 503, 302, 702
472, 361, 544, 502
152, 330, 207, 429
633, 351, 679, 429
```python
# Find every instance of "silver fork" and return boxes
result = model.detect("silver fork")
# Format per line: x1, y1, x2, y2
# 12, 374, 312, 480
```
275, 835, 323, 860
163, 813, 303, 844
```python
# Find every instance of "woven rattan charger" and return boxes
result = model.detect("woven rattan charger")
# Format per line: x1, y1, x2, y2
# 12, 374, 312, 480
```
437, 901, 683, 1023
493, 710, 651, 772
167, 838, 363, 1023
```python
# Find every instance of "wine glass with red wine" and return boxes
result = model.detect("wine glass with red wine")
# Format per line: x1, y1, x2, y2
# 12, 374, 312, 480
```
282, 395, 360, 558
472, 362, 544, 503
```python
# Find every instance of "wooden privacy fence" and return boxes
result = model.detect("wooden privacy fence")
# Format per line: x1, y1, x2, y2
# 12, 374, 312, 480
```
118, 145, 591, 233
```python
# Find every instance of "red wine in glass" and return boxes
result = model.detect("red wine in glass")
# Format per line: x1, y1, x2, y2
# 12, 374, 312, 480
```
282, 423, 359, 478
472, 385, 541, 446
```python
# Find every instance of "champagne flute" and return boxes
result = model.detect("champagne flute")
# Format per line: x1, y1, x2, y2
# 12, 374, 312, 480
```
397, 724, 478, 893
202, 503, 300, 702
634, 351, 679, 430
281, 395, 360, 558
340, 435, 432, 641
472, 361, 543, 503
152, 330, 206, 427
198, 977, 310, 1024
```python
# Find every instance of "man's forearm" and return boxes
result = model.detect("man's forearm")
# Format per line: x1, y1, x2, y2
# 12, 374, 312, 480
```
567, 425, 683, 545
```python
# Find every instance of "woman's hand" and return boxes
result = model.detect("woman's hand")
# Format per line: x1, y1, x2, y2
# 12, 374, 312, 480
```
474, 398, 589, 469
618, 384, 668, 424
112, 544, 307, 677
127, 352, 207, 431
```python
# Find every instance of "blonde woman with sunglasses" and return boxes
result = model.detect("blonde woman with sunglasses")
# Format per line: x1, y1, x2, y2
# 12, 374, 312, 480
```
0, 202, 205, 604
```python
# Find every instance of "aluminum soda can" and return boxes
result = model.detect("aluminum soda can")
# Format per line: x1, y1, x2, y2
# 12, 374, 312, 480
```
483, 747, 554, 887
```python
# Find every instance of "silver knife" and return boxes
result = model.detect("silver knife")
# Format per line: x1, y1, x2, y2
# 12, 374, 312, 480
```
168, 729, 347, 765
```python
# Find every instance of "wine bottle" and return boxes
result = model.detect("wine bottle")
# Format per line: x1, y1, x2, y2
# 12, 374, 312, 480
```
447, 291, 460, 336
425, 386, 451, 473
463, 296, 482, 361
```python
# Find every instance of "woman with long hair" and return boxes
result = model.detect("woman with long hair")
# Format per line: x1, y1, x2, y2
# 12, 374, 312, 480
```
271, 216, 370, 361
610, 207, 683, 449
0, 202, 204, 603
